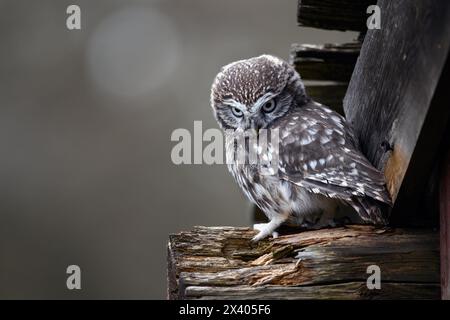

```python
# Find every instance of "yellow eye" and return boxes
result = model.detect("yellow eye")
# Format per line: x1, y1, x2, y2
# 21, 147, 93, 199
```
231, 107, 243, 117
262, 99, 276, 113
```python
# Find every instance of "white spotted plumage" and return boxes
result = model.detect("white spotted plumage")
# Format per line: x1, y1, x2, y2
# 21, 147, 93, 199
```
211, 55, 392, 241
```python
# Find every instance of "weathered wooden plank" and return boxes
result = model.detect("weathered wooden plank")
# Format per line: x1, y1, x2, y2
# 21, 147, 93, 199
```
343, 0, 450, 214
290, 43, 361, 82
184, 283, 440, 300
441, 144, 450, 300
168, 226, 439, 300
297, 0, 374, 31
391, 57, 450, 227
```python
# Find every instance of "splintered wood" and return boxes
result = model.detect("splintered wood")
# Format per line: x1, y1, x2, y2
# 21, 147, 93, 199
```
168, 226, 439, 299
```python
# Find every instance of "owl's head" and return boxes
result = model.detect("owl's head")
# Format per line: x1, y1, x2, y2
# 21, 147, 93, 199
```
210, 55, 308, 131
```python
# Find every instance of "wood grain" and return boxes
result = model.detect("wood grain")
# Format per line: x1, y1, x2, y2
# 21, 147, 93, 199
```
297, 0, 374, 31
441, 146, 450, 299
168, 225, 439, 299
343, 0, 450, 219
290, 43, 361, 82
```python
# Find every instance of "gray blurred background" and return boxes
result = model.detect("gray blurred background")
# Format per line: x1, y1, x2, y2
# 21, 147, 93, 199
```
0, 0, 356, 299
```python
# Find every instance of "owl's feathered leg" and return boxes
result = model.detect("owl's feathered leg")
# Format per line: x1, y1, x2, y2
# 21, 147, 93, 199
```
252, 213, 289, 242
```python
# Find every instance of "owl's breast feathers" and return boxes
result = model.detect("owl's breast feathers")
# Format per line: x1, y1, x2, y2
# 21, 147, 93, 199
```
271, 102, 392, 224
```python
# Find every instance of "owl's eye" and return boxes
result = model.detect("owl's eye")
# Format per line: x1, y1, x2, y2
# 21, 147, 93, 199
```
262, 99, 276, 113
231, 107, 243, 118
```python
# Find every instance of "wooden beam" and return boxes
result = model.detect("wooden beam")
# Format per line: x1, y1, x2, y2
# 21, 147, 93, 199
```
392, 57, 450, 225
290, 43, 361, 82
441, 143, 450, 299
343, 1, 450, 215
297, 0, 374, 31
168, 226, 439, 299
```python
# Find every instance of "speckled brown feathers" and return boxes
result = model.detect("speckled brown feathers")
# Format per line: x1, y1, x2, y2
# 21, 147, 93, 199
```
275, 102, 392, 224
212, 56, 292, 108
210, 55, 392, 240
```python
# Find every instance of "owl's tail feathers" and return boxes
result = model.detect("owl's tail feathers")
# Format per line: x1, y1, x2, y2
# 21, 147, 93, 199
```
348, 196, 392, 225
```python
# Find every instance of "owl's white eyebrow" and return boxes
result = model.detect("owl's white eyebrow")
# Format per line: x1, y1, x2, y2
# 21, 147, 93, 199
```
222, 92, 276, 112
222, 99, 247, 111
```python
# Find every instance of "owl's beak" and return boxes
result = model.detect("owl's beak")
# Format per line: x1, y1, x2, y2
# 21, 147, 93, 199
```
248, 119, 261, 134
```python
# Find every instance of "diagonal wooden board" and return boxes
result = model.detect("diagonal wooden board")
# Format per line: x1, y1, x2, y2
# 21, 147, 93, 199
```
343, 0, 450, 222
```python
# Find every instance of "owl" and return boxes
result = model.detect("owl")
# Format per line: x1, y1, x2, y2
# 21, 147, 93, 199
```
210, 55, 392, 241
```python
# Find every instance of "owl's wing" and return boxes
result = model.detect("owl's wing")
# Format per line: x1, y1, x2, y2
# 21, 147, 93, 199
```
274, 104, 392, 224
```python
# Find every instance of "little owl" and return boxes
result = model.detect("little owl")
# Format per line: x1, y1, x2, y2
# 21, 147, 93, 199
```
210, 55, 392, 241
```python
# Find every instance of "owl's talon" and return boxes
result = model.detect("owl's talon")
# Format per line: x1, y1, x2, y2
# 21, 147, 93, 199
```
251, 230, 279, 242
251, 234, 261, 242
252, 223, 280, 241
